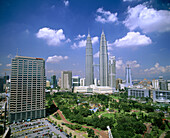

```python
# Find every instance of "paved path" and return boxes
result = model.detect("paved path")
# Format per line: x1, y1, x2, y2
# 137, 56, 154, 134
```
53, 100, 108, 138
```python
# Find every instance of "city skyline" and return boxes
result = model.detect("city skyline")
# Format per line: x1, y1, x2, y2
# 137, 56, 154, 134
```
0, 0, 170, 80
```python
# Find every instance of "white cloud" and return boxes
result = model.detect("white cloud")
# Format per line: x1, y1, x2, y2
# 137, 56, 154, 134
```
0, 63, 2, 66
92, 36, 99, 44
107, 41, 114, 50
66, 38, 71, 43
124, 4, 170, 33
94, 51, 99, 58
114, 32, 152, 47
46, 55, 68, 63
144, 63, 170, 74
6, 64, 11, 67
36, 27, 67, 46
126, 60, 140, 68
75, 34, 86, 40
95, 7, 118, 23
47, 70, 54, 73
7, 54, 13, 58
71, 36, 99, 49
64, 0, 69, 7
116, 59, 140, 69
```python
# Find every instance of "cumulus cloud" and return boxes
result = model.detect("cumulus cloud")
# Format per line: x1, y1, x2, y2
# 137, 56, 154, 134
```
124, 4, 170, 33
116, 59, 140, 69
46, 55, 68, 63
114, 32, 152, 47
36, 27, 68, 46
75, 34, 86, 40
64, 0, 69, 6
95, 7, 118, 23
0, 63, 2, 66
6, 64, 11, 67
71, 36, 99, 49
94, 51, 99, 58
144, 63, 170, 74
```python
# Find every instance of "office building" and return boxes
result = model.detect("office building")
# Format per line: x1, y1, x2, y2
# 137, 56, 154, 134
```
125, 65, 133, 87
51, 75, 57, 89
74, 85, 113, 94
46, 80, 50, 87
99, 30, 108, 86
152, 90, 170, 103
57, 77, 61, 87
85, 32, 94, 86
116, 78, 122, 90
109, 56, 116, 88
0, 77, 3, 92
9, 56, 46, 123
80, 78, 85, 86
128, 88, 150, 98
159, 76, 168, 90
72, 76, 80, 87
61, 71, 72, 89
167, 80, 170, 91
152, 79, 159, 89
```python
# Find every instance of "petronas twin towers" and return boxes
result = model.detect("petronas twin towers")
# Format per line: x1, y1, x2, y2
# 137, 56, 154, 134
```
85, 30, 109, 86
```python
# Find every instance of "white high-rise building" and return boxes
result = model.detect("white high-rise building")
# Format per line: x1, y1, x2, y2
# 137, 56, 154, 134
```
109, 56, 116, 88
99, 30, 108, 86
61, 71, 72, 89
152, 79, 159, 89
9, 56, 46, 123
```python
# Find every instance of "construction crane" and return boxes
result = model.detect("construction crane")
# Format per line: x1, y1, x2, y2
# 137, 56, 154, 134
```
107, 126, 113, 138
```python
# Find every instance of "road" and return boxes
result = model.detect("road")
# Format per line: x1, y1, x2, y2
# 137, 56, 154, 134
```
53, 100, 108, 138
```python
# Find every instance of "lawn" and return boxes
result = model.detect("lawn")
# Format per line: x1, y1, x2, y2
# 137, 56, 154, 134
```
102, 113, 115, 118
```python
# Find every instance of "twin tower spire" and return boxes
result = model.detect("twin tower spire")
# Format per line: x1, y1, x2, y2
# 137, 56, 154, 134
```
85, 30, 108, 86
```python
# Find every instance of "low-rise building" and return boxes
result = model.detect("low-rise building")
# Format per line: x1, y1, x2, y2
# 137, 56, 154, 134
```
73, 85, 114, 94
152, 90, 170, 103
128, 88, 150, 98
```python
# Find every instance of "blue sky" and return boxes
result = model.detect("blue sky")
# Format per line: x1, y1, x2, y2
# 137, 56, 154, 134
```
0, 0, 170, 80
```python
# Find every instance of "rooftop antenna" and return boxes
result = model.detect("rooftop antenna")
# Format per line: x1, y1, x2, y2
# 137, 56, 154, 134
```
88, 28, 90, 37
102, 28, 104, 34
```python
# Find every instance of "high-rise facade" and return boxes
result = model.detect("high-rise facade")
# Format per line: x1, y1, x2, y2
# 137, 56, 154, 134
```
99, 30, 108, 86
72, 76, 80, 87
125, 65, 133, 87
9, 56, 46, 123
61, 71, 72, 89
51, 75, 57, 89
85, 33, 94, 86
109, 56, 116, 88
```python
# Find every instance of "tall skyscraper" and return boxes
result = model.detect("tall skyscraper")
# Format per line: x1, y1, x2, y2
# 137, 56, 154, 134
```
61, 71, 72, 89
125, 64, 133, 87
51, 75, 57, 89
109, 56, 116, 88
9, 56, 46, 123
85, 32, 94, 86
99, 30, 108, 86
